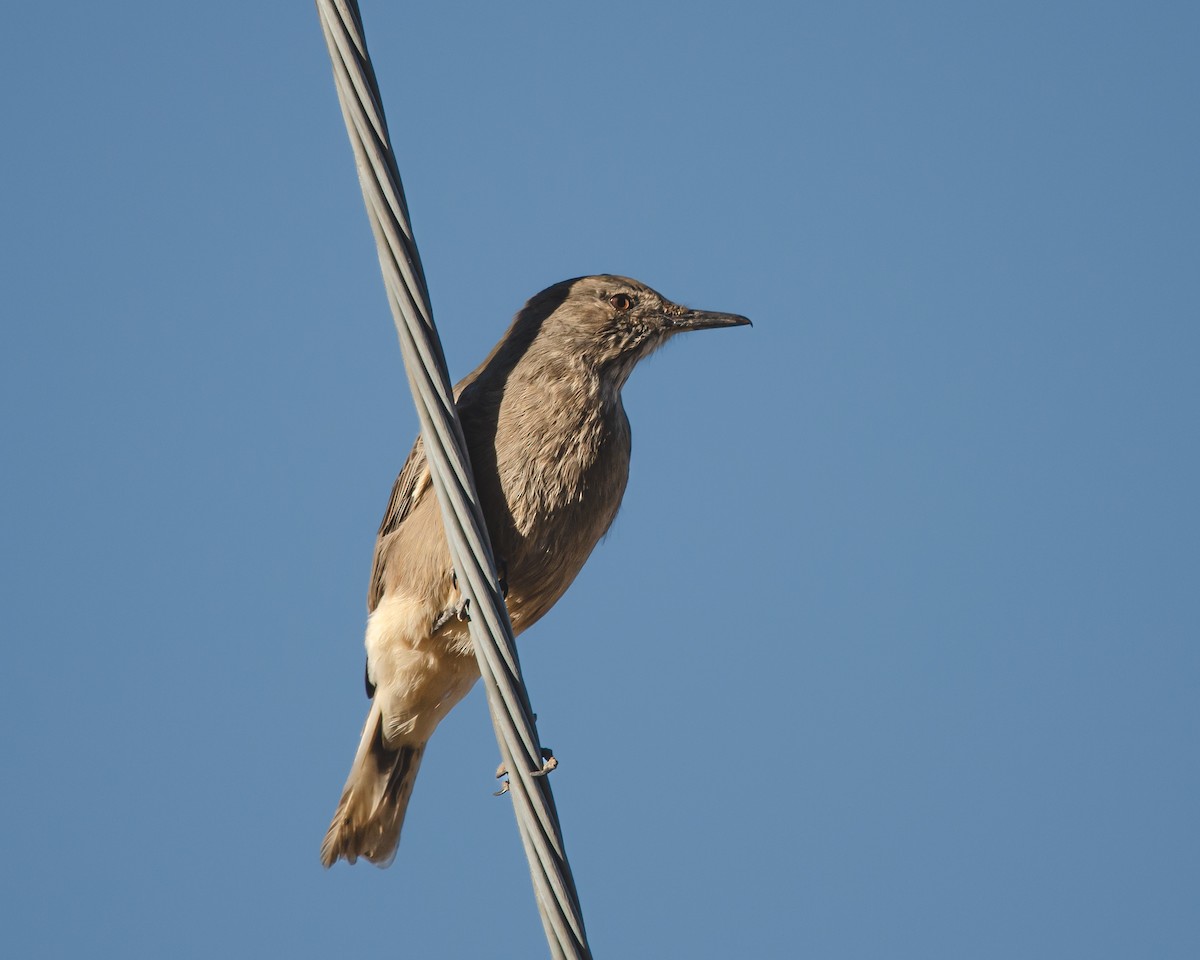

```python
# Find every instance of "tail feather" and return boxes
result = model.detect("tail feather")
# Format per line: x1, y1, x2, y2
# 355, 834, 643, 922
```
321, 700, 426, 868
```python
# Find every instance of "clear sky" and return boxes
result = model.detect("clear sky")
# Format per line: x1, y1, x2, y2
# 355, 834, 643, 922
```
3, 2, 1197, 958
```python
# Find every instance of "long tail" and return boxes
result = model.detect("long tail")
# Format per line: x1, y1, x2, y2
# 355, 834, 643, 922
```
320, 700, 426, 868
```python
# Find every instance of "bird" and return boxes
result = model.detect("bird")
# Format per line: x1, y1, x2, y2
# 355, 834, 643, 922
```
321, 274, 750, 867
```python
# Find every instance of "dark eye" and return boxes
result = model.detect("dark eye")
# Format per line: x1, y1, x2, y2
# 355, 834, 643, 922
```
608, 293, 633, 311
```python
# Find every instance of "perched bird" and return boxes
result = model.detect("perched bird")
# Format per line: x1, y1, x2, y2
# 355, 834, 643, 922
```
321, 275, 749, 867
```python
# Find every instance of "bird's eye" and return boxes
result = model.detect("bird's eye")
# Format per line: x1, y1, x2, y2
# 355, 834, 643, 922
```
608, 293, 633, 311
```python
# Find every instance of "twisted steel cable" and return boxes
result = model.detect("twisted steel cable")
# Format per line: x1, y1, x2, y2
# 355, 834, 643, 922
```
315, 2, 592, 957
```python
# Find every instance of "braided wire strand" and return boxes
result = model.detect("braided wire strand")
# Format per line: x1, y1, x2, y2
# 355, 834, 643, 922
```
315, 2, 592, 957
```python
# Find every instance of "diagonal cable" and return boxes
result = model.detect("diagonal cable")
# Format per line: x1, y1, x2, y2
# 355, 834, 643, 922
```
315, 2, 592, 957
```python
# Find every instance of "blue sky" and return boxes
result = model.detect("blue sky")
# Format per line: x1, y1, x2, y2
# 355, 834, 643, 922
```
3, 2, 1197, 957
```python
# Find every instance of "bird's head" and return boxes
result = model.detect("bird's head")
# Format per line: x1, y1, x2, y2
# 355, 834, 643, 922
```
515, 275, 751, 392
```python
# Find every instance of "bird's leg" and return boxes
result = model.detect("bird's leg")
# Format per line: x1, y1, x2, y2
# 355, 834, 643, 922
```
496, 557, 509, 599
493, 746, 557, 796
434, 568, 476, 633
439, 559, 506, 634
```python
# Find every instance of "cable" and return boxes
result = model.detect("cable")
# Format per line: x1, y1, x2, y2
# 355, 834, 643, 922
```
315, 2, 592, 956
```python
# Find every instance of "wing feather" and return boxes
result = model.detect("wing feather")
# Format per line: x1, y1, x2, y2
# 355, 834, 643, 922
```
367, 437, 432, 613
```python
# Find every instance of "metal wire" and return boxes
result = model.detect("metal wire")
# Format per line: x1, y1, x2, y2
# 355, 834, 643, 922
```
315, 2, 592, 957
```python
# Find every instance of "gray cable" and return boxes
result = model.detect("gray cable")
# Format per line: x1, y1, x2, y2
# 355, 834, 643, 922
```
315, 2, 592, 957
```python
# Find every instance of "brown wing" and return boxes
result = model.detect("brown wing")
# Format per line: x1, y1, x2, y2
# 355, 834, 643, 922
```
366, 436, 432, 614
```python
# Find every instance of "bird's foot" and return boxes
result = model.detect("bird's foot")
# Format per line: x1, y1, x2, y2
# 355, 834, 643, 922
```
493, 748, 557, 796
432, 597, 471, 633
532, 748, 558, 777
